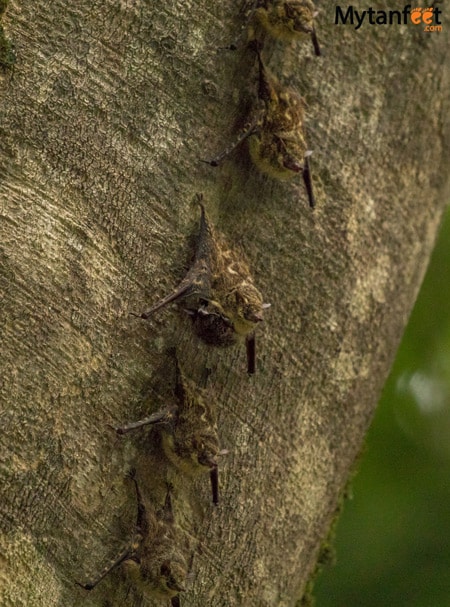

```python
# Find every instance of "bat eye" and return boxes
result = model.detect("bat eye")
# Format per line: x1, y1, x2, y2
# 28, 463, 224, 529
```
193, 437, 204, 450
283, 157, 303, 173
284, 2, 295, 19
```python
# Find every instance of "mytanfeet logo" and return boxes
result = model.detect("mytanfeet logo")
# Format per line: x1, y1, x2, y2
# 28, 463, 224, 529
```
335, 4, 443, 32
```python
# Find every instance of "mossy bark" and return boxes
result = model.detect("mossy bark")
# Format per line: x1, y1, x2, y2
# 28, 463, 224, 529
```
1, 1, 449, 606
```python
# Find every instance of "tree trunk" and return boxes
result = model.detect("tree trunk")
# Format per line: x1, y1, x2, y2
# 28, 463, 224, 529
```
1, 1, 449, 606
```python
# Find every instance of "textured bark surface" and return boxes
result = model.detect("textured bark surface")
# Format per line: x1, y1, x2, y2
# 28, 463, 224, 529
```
1, 1, 449, 606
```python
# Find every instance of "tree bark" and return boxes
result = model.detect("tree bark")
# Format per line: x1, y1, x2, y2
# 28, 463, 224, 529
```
1, 1, 449, 606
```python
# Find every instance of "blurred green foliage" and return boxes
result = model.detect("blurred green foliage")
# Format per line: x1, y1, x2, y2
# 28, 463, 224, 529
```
315, 207, 450, 607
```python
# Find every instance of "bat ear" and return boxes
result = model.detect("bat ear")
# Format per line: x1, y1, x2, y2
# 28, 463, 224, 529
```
210, 465, 219, 505
246, 333, 256, 375
302, 153, 316, 208
311, 28, 321, 56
